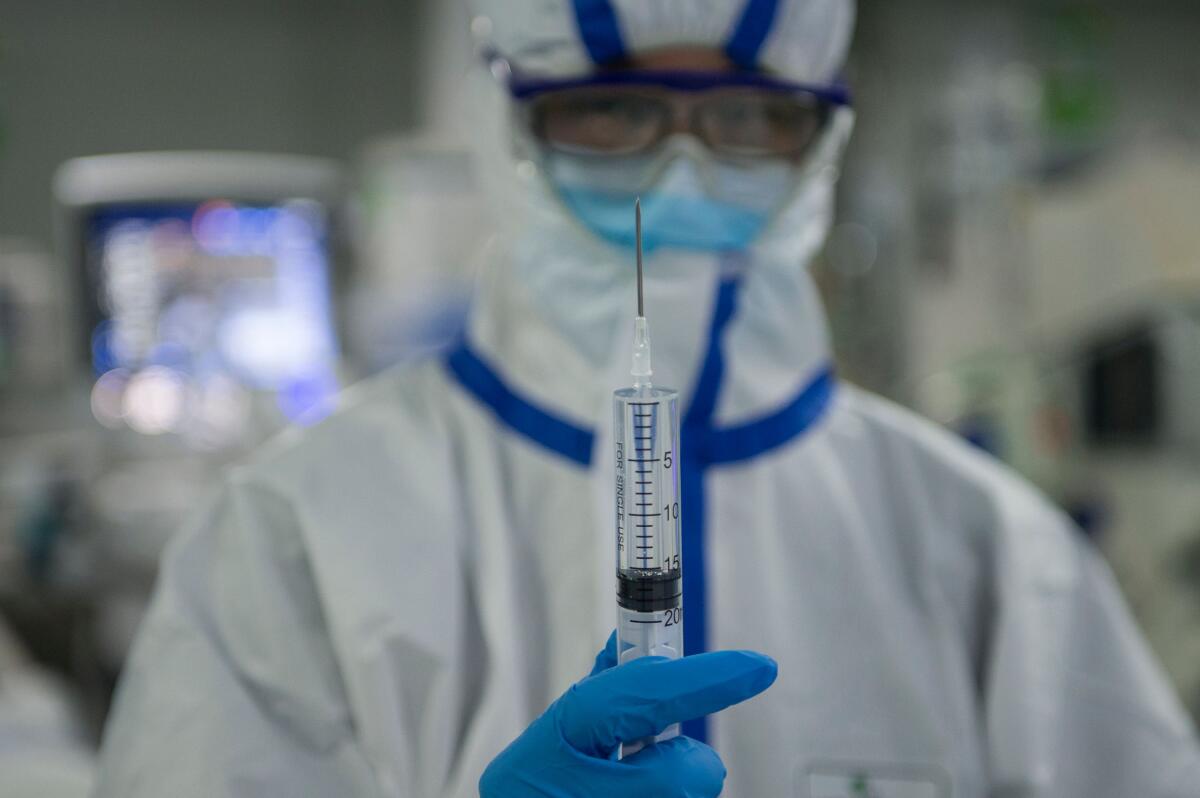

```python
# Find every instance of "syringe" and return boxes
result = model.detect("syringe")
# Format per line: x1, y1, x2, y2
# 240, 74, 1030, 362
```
613, 199, 683, 754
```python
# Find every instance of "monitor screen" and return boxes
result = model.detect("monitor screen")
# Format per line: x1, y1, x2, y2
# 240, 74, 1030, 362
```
83, 200, 338, 445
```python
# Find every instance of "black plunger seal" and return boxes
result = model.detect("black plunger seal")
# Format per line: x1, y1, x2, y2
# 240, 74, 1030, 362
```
617, 570, 682, 612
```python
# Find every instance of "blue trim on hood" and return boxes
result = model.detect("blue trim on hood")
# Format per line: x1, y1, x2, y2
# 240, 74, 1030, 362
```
696, 366, 837, 464
571, 0, 626, 65
684, 279, 741, 429
509, 69, 852, 106
678, 276, 742, 744
444, 333, 834, 470
725, 0, 781, 69
444, 344, 595, 466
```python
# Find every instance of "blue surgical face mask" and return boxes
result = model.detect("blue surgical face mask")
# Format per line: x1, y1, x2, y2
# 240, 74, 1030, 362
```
543, 147, 796, 253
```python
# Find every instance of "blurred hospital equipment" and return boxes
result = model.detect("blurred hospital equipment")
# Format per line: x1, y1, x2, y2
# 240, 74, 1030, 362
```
896, 136, 1200, 718
1040, 290, 1200, 718
346, 140, 492, 372
0, 153, 349, 740
50, 151, 344, 565
54, 152, 344, 440
829, 3, 1200, 721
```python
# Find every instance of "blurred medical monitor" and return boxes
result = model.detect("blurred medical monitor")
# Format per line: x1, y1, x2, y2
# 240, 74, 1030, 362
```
55, 153, 343, 449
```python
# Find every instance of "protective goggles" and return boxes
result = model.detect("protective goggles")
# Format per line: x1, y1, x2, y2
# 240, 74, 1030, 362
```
512, 71, 851, 160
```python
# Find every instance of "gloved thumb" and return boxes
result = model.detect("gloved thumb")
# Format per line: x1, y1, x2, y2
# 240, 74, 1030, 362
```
559, 649, 777, 757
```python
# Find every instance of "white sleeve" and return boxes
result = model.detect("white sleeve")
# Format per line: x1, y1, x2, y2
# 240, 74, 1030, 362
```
92, 474, 385, 798
983, 508, 1200, 797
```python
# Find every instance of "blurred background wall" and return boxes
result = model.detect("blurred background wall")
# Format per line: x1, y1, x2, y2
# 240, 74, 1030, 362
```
0, 0, 1198, 793
0, 0, 426, 247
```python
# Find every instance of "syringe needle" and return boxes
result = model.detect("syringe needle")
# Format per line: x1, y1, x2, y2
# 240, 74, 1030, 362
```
635, 198, 644, 317
630, 198, 652, 385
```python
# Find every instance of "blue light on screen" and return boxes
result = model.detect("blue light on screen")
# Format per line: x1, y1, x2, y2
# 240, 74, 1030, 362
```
86, 200, 339, 439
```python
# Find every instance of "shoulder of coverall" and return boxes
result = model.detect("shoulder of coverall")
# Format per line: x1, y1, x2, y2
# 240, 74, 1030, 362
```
234, 358, 460, 499
118, 363, 463, 768
829, 384, 1085, 593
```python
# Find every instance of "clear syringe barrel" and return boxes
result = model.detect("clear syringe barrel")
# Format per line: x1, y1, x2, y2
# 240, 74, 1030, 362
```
613, 384, 683, 748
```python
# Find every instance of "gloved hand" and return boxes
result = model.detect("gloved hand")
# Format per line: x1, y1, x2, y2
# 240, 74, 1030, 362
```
479, 632, 778, 797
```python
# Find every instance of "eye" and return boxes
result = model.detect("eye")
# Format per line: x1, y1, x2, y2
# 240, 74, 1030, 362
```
531, 91, 667, 155
699, 91, 828, 157
711, 99, 758, 126
700, 96, 774, 151
567, 96, 659, 134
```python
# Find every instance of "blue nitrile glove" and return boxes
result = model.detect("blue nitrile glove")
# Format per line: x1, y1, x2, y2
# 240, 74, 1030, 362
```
479, 632, 778, 797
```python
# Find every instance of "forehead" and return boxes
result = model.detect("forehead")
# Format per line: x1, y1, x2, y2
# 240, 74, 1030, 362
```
615, 47, 737, 73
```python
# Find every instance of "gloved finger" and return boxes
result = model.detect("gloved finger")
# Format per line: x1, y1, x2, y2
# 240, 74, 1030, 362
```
608, 735, 726, 797
558, 650, 777, 756
588, 631, 618, 677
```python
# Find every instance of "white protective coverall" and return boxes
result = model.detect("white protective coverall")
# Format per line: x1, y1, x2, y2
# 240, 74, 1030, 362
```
95, 1, 1200, 796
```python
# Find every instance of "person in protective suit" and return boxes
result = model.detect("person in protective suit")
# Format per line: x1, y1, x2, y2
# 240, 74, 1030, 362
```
95, 1, 1200, 796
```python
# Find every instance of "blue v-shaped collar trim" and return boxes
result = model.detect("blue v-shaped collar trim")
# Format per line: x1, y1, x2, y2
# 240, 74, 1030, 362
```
444, 344, 595, 466
442, 312, 836, 468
